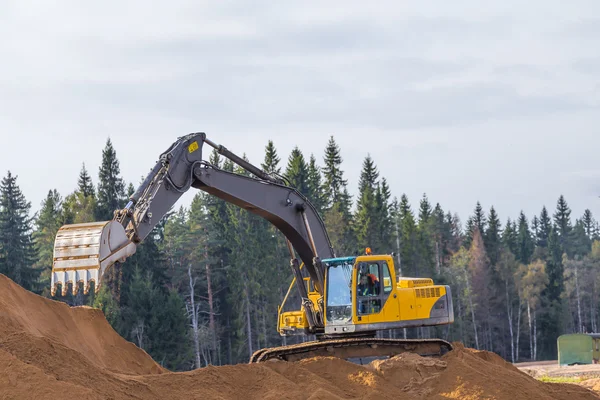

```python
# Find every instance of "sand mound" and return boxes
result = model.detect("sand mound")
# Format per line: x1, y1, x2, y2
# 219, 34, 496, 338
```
1, 273, 599, 399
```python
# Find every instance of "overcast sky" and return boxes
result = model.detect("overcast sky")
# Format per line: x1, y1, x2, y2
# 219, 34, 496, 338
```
1, 1, 599, 228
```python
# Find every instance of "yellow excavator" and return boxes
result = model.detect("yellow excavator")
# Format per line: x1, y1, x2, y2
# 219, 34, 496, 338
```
51, 132, 454, 363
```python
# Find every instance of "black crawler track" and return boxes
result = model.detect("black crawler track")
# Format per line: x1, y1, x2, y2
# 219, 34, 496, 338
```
249, 338, 453, 363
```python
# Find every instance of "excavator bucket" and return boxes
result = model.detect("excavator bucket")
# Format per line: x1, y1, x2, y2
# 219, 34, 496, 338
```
51, 221, 137, 296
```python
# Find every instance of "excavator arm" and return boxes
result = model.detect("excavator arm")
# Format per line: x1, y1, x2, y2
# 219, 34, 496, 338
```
51, 132, 335, 332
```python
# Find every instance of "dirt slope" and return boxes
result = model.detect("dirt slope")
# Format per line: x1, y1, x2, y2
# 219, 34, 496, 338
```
0, 273, 598, 400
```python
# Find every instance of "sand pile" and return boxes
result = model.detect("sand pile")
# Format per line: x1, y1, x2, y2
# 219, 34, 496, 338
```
1, 273, 599, 400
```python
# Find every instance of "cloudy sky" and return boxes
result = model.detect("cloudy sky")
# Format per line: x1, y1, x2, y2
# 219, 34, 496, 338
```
1, 0, 599, 228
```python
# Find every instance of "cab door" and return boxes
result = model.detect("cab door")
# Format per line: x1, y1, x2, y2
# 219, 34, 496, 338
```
353, 259, 399, 325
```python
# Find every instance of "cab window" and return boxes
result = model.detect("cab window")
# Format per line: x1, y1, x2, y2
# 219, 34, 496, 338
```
356, 262, 382, 315
382, 262, 392, 293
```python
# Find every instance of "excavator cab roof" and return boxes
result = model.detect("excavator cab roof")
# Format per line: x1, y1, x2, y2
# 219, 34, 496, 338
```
322, 256, 356, 265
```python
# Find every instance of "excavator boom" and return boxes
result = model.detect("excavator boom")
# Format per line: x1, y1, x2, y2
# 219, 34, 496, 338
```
52, 132, 333, 332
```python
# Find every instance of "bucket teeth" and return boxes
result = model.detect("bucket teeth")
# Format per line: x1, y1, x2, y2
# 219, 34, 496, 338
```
51, 269, 100, 297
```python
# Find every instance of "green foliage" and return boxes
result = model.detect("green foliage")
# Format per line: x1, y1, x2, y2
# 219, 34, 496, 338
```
284, 146, 310, 198
261, 140, 281, 175
306, 154, 326, 215
354, 155, 379, 252
537, 206, 552, 247
32, 189, 63, 295
516, 211, 534, 265
93, 283, 122, 331
96, 138, 126, 221
0, 171, 40, 292
484, 206, 502, 266
554, 195, 572, 254
77, 163, 95, 197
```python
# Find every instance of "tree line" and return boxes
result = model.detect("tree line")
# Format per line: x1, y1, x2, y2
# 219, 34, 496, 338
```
0, 136, 598, 369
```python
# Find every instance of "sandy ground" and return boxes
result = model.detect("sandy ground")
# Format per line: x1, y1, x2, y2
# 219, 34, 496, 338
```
2, 273, 600, 399
516, 360, 600, 378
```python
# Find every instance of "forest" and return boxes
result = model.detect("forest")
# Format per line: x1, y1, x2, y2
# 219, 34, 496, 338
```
0, 136, 598, 371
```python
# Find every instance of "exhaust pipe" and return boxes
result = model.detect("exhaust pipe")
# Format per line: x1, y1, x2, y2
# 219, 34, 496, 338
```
51, 221, 137, 296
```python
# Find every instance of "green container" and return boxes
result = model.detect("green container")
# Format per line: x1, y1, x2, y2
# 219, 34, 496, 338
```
557, 334, 593, 366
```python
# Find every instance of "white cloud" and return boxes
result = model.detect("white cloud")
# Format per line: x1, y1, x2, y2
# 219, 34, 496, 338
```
0, 0, 599, 225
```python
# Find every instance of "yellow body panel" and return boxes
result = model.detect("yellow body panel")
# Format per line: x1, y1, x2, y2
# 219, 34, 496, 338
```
278, 252, 453, 336
278, 310, 308, 334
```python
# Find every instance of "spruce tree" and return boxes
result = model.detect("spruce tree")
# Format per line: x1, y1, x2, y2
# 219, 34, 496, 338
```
354, 155, 379, 251
582, 209, 595, 239
516, 211, 534, 265
546, 226, 564, 302
531, 216, 540, 242
417, 194, 434, 276
322, 137, 354, 254
553, 195, 572, 254
537, 206, 552, 248
261, 140, 281, 175
96, 138, 126, 221
569, 219, 591, 257
484, 206, 502, 266
322, 136, 350, 213
502, 218, 518, 256
95, 139, 127, 302
0, 171, 39, 291
306, 154, 325, 215
464, 202, 486, 250
284, 146, 309, 198
374, 178, 393, 253
398, 194, 419, 276
463, 216, 475, 249
32, 189, 63, 294
78, 163, 95, 197
473, 201, 486, 233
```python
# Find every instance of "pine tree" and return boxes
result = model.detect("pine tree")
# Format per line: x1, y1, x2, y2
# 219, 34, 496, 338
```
516, 211, 534, 265
502, 218, 518, 256
485, 206, 502, 266
531, 216, 540, 243
537, 206, 552, 247
322, 137, 354, 254
77, 163, 95, 197
554, 195, 572, 254
306, 154, 325, 215
468, 227, 491, 350
32, 189, 63, 295
569, 219, 591, 258
354, 155, 379, 251
473, 202, 486, 233
373, 178, 393, 253
284, 146, 310, 198
0, 171, 40, 291
96, 138, 126, 221
95, 138, 127, 302
582, 209, 595, 239
417, 193, 435, 276
322, 136, 350, 213
463, 217, 475, 249
546, 226, 564, 302
62, 164, 97, 226
398, 194, 419, 276
261, 140, 281, 175
464, 202, 486, 250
